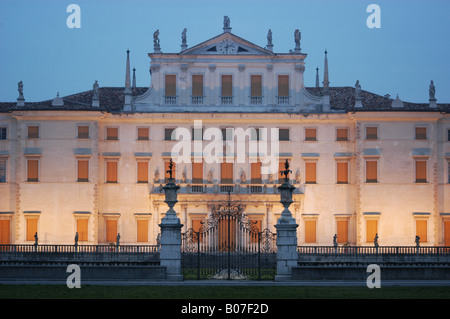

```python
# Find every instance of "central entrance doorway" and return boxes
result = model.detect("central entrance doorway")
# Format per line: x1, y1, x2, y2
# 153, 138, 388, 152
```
181, 193, 277, 280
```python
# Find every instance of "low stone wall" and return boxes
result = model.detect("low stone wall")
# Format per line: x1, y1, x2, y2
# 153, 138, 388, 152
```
292, 262, 450, 280
0, 262, 166, 281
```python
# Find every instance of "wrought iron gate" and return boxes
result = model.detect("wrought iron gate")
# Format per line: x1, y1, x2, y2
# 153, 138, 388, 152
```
181, 194, 277, 280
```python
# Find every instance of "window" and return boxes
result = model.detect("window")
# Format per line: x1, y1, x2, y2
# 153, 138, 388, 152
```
137, 161, 149, 183
0, 160, 6, 183
415, 160, 427, 183
279, 129, 289, 141
415, 127, 427, 140
165, 128, 176, 141
105, 219, 118, 243
192, 75, 204, 104
26, 218, 38, 241
366, 126, 378, 140
305, 162, 317, 184
448, 161, 450, 184
365, 160, 377, 183
27, 159, 39, 182
164, 160, 176, 182
165, 74, 176, 104
106, 161, 118, 183
77, 159, 89, 182
336, 220, 348, 244
278, 160, 286, 182
137, 128, 149, 140
305, 128, 316, 141
106, 127, 118, 140
249, 217, 262, 242
251, 162, 262, 184
0, 219, 10, 245
192, 219, 204, 241
77, 219, 88, 241
0, 127, 7, 140
220, 162, 233, 184
416, 219, 427, 243
444, 220, 450, 246
136, 219, 148, 242
221, 127, 233, 141
447, 129, 450, 142
337, 162, 348, 184
336, 128, 349, 141
277, 75, 289, 105
250, 75, 262, 104
366, 219, 378, 243
77, 126, 89, 139
250, 127, 261, 141
27, 126, 39, 139
304, 220, 316, 243
192, 127, 203, 141
221, 75, 233, 104
192, 161, 203, 184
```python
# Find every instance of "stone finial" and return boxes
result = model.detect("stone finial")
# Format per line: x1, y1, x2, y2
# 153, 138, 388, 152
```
132, 68, 136, 88
223, 16, 231, 33
294, 29, 301, 53
181, 28, 187, 51
322, 50, 330, 94
153, 29, 161, 53
266, 29, 273, 52
354, 80, 363, 108
391, 94, 404, 108
92, 80, 99, 107
52, 92, 64, 106
17, 81, 25, 106
429, 80, 437, 108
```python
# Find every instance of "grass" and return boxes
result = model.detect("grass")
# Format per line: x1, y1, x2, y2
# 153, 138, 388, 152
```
1, 284, 450, 299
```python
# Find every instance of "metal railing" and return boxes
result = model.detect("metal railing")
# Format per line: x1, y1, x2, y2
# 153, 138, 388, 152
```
298, 245, 450, 255
0, 244, 160, 263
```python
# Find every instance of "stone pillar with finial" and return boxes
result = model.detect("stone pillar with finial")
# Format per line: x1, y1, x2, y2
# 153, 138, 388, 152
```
275, 159, 299, 281
429, 80, 437, 108
159, 158, 184, 280
17, 81, 25, 107
322, 50, 331, 112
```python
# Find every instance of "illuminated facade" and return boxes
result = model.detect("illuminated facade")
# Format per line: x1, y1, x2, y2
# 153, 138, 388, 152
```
1, 18, 450, 247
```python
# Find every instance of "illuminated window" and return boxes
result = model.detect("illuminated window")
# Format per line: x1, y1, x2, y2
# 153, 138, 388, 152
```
336, 220, 348, 243
305, 220, 316, 243
105, 219, 117, 243
305, 162, 317, 184
164, 160, 176, 182
415, 219, 427, 243
106, 161, 118, 183
136, 219, 148, 242
26, 218, 38, 241
77, 219, 89, 241
366, 220, 378, 243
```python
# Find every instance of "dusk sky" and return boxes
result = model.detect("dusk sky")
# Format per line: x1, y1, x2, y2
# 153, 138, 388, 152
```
1, 0, 449, 103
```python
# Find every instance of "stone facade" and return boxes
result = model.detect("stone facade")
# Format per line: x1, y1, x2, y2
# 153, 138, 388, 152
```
1, 19, 450, 248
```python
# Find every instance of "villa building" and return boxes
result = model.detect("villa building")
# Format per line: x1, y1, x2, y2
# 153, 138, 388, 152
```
1, 17, 450, 247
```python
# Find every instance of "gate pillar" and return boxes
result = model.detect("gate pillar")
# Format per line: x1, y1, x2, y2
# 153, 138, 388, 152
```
275, 160, 298, 281
159, 159, 183, 281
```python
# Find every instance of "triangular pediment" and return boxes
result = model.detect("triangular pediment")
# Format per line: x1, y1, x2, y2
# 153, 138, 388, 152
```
180, 32, 275, 56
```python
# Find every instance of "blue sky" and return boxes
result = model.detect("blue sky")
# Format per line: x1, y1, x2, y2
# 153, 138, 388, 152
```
0, 0, 449, 103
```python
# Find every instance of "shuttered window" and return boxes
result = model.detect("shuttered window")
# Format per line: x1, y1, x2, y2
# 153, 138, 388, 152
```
77, 219, 88, 241
366, 220, 378, 243
137, 161, 149, 183
0, 160, 6, 183
366, 161, 377, 183
278, 161, 285, 182
444, 221, 450, 246
106, 161, 118, 183
337, 162, 348, 184
137, 220, 148, 242
192, 75, 203, 97
415, 220, 427, 243
77, 160, 89, 182
137, 128, 149, 140
251, 75, 262, 97
415, 127, 427, 140
106, 127, 118, 140
165, 160, 176, 182
27, 126, 39, 139
221, 75, 233, 97
27, 159, 39, 182
165, 128, 176, 141
0, 220, 10, 245
277, 75, 289, 97
77, 126, 89, 139
305, 220, 316, 243
192, 162, 203, 184
336, 220, 348, 243
165, 75, 176, 97
26, 218, 38, 241
366, 127, 378, 140
221, 162, 233, 184
192, 219, 204, 242
337, 128, 348, 141
305, 162, 317, 184
251, 162, 262, 184
415, 161, 427, 183
105, 219, 117, 243
305, 128, 316, 141
250, 218, 262, 242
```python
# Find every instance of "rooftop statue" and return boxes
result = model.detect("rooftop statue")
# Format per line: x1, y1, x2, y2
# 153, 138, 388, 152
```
429, 80, 436, 100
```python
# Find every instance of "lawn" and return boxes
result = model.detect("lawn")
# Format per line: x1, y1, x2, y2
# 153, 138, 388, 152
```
1, 284, 449, 299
